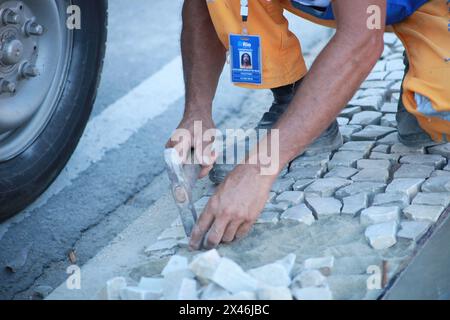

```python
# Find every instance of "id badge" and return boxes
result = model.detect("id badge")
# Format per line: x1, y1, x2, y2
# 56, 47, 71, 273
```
229, 34, 262, 85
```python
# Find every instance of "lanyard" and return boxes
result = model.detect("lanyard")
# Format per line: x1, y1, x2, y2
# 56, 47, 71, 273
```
240, 0, 249, 34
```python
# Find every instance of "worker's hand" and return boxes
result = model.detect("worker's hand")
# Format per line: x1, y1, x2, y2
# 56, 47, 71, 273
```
166, 114, 217, 179
189, 164, 275, 250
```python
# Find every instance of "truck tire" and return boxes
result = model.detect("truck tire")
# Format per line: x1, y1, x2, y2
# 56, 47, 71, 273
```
0, 0, 107, 221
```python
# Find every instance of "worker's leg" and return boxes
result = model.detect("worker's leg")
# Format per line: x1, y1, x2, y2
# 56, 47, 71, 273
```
392, 0, 450, 143
206, 0, 307, 89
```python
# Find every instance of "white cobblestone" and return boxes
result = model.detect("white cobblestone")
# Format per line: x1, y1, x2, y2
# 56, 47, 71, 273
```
400, 154, 447, 169
211, 258, 259, 294
342, 193, 369, 216
351, 168, 390, 183
393, 164, 434, 179
403, 205, 446, 223
385, 178, 425, 201
335, 182, 386, 199
292, 286, 333, 300
373, 192, 410, 209
275, 191, 305, 206
257, 287, 293, 300
412, 192, 450, 207
280, 204, 315, 226
293, 269, 327, 288
306, 196, 342, 217
360, 206, 400, 226
304, 256, 335, 275
248, 263, 291, 287
256, 211, 279, 224
365, 221, 398, 250
421, 176, 450, 193
304, 178, 352, 197
398, 221, 431, 242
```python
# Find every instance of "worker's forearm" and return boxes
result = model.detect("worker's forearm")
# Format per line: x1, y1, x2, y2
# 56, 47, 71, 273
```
252, 32, 384, 178
181, 0, 226, 117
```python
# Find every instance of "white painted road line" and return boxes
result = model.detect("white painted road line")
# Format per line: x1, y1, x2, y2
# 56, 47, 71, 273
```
5, 55, 184, 225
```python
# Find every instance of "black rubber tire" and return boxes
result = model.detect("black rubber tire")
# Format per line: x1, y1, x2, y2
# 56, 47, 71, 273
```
0, 0, 108, 222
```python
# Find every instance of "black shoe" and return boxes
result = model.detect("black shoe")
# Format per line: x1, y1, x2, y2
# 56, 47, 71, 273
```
396, 52, 435, 147
209, 80, 343, 184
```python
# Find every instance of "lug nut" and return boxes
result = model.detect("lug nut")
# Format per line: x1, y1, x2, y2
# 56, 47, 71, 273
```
0, 79, 16, 94
20, 62, 39, 78
25, 20, 44, 36
2, 9, 20, 25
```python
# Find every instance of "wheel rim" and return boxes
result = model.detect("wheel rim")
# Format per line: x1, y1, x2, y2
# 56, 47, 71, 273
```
0, 0, 72, 161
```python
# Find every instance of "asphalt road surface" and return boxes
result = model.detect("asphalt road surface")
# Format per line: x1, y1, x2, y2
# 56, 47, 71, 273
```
0, 0, 331, 300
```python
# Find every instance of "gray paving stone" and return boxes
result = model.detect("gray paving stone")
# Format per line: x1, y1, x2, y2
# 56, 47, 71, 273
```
291, 153, 331, 169
391, 92, 400, 101
351, 125, 396, 141
340, 125, 363, 142
325, 167, 359, 179
267, 192, 277, 203
275, 191, 305, 206
293, 179, 315, 191
265, 202, 290, 212
337, 117, 349, 126
342, 193, 369, 216
328, 151, 366, 169
391, 143, 425, 154
340, 106, 362, 118
359, 88, 388, 99
280, 204, 315, 226
372, 145, 390, 153
211, 258, 259, 294
373, 60, 386, 72
366, 71, 389, 81
382, 45, 392, 58
369, 152, 401, 163
339, 141, 375, 156
304, 178, 352, 197
292, 286, 333, 300
357, 159, 391, 171
381, 102, 398, 113
400, 154, 447, 169
286, 166, 324, 180
351, 168, 390, 183
360, 206, 400, 226
431, 170, 450, 177
376, 132, 400, 145
335, 182, 386, 200
365, 221, 398, 250
248, 263, 291, 288
373, 192, 410, 209
360, 80, 395, 90
145, 239, 178, 254
403, 205, 446, 223
350, 111, 383, 126
393, 164, 434, 179
386, 59, 405, 71
256, 211, 279, 224
380, 114, 397, 127
412, 192, 450, 207
385, 178, 425, 200
428, 143, 450, 158
271, 178, 295, 194
398, 221, 431, 241
348, 96, 383, 111
306, 196, 342, 217
421, 176, 450, 192
386, 71, 404, 81
384, 33, 399, 46
103, 277, 127, 300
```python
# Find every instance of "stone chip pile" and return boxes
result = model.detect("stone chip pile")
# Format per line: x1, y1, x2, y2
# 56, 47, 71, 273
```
100, 250, 336, 300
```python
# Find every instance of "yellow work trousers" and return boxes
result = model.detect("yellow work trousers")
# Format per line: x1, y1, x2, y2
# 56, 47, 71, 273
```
206, 0, 450, 142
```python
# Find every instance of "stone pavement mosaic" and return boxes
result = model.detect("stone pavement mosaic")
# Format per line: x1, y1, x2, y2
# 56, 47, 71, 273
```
101, 34, 450, 300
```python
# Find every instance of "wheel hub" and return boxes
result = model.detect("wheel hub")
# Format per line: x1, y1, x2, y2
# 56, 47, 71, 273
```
0, 1, 41, 95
